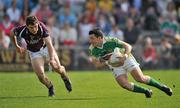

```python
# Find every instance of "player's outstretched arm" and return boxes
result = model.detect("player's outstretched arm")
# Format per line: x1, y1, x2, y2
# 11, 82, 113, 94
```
44, 36, 62, 71
44, 36, 57, 60
90, 56, 107, 68
10, 31, 26, 54
118, 40, 132, 55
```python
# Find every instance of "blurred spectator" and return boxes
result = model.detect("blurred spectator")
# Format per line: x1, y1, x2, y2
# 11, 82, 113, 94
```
0, 28, 10, 49
174, 0, 180, 11
120, 0, 130, 13
46, 16, 61, 50
6, 0, 21, 24
133, 0, 142, 10
158, 38, 172, 69
78, 14, 94, 46
60, 22, 77, 47
162, 1, 177, 21
31, 0, 53, 23
96, 13, 111, 34
113, 1, 128, 29
160, 15, 179, 37
0, 2, 5, 23
143, 7, 159, 31
79, 10, 96, 25
142, 37, 157, 69
141, 0, 160, 16
171, 34, 180, 69
15, 16, 25, 27
21, 0, 31, 19
123, 18, 141, 45
109, 24, 124, 41
65, 0, 86, 15
85, 0, 97, 14
49, 0, 62, 14
128, 6, 141, 26
1, 0, 23, 10
98, 0, 113, 14
0, 14, 14, 36
58, 6, 77, 28
156, 0, 168, 13
174, 0, 180, 23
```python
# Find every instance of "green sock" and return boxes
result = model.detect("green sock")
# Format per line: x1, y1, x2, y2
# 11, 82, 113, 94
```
147, 78, 163, 90
133, 84, 148, 93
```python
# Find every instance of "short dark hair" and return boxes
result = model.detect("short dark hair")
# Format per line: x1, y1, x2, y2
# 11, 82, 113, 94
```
89, 28, 103, 38
26, 15, 39, 26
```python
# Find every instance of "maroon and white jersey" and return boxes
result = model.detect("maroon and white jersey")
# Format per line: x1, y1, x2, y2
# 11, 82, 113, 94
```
13, 22, 49, 52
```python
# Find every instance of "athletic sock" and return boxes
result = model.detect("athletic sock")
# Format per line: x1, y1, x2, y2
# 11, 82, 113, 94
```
133, 84, 149, 93
47, 81, 53, 89
147, 78, 163, 90
61, 75, 69, 81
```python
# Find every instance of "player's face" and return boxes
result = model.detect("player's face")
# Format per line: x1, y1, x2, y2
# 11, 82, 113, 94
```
27, 23, 39, 34
89, 34, 103, 47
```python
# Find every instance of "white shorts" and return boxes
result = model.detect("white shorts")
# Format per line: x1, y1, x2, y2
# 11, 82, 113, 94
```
28, 47, 49, 61
108, 55, 140, 78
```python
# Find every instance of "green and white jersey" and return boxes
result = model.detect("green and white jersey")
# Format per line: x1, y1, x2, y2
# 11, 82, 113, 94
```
89, 36, 126, 59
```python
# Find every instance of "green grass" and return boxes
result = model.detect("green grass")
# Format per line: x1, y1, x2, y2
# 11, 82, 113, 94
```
0, 70, 180, 108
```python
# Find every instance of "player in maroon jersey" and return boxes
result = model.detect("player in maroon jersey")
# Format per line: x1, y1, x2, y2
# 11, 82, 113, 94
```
10, 16, 72, 97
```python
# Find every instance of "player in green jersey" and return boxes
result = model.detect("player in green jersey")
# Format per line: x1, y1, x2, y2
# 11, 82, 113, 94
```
88, 28, 172, 98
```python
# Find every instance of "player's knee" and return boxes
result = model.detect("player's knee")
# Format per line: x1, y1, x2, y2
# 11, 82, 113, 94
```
60, 66, 65, 73
136, 77, 146, 83
120, 83, 129, 89
57, 66, 65, 74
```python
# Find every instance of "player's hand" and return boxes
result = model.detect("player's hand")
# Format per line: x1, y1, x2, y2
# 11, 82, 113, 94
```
117, 56, 126, 64
99, 57, 106, 63
50, 58, 59, 70
16, 46, 26, 54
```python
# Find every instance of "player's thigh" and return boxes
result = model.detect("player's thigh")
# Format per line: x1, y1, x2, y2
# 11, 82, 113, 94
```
112, 66, 128, 78
115, 74, 128, 86
31, 57, 45, 75
130, 67, 149, 83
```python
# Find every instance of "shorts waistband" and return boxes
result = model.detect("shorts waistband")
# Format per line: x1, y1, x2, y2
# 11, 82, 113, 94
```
29, 44, 46, 52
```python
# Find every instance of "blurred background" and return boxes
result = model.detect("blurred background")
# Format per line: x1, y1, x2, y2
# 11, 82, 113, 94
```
0, 0, 180, 71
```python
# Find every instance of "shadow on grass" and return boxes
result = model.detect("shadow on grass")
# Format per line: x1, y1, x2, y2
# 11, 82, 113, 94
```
0, 96, 47, 99
49, 97, 106, 101
0, 96, 108, 101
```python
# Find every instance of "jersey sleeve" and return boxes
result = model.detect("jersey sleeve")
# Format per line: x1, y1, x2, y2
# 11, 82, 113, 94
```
40, 22, 49, 38
105, 36, 124, 47
12, 25, 25, 37
105, 36, 125, 53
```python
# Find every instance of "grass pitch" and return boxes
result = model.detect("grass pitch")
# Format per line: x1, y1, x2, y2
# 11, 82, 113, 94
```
0, 70, 180, 108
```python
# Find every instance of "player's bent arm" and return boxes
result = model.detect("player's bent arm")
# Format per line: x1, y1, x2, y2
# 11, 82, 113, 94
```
44, 36, 57, 60
117, 40, 132, 55
10, 31, 21, 49
91, 56, 106, 68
